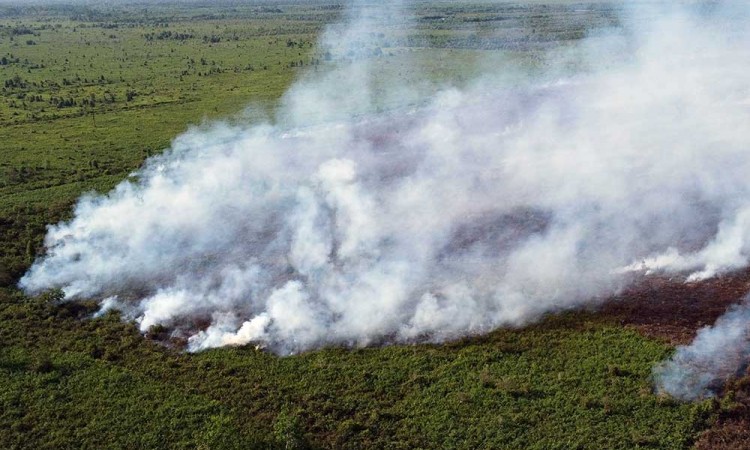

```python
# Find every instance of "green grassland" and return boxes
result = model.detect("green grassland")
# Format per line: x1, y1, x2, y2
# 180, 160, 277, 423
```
0, 2, 337, 284
0, 2, 723, 449
0, 289, 715, 449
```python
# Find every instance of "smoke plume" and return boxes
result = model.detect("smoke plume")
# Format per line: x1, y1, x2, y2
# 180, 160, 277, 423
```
654, 298, 750, 401
19, 0, 750, 397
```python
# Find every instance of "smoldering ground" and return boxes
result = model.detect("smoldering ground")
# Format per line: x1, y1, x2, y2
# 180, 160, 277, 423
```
19, 1, 750, 400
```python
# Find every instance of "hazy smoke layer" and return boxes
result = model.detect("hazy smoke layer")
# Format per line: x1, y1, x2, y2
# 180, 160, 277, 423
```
20, 0, 750, 374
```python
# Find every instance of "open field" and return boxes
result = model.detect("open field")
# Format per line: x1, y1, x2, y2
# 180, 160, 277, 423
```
1, 1, 748, 449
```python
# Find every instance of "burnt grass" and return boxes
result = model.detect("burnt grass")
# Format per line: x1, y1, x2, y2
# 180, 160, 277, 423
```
598, 268, 750, 449
2, 2, 748, 448
601, 270, 750, 346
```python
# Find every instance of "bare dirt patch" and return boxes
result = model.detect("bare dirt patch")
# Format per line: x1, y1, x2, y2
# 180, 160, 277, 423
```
601, 270, 750, 346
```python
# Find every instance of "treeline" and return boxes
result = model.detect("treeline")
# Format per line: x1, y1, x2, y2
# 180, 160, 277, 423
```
3, 74, 115, 92
7, 90, 132, 109
0, 24, 42, 40
144, 30, 194, 41
5, 25, 34, 36
142, 31, 256, 44
0, 55, 21, 66
399, 31, 588, 51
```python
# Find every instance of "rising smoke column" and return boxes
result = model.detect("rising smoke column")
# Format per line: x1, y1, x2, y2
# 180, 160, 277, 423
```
654, 298, 750, 401
19, 0, 750, 384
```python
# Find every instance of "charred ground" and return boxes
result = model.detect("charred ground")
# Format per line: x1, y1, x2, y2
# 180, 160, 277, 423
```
1, 1, 747, 449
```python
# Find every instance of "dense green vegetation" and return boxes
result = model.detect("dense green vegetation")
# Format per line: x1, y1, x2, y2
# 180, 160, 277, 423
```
0, 2, 727, 448
0, 288, 717, 449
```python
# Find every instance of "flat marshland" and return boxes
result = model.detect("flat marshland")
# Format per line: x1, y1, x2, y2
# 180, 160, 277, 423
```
1, 2, 747, 449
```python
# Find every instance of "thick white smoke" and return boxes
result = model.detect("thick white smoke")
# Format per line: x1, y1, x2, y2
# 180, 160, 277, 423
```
19, 0, 750, 393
